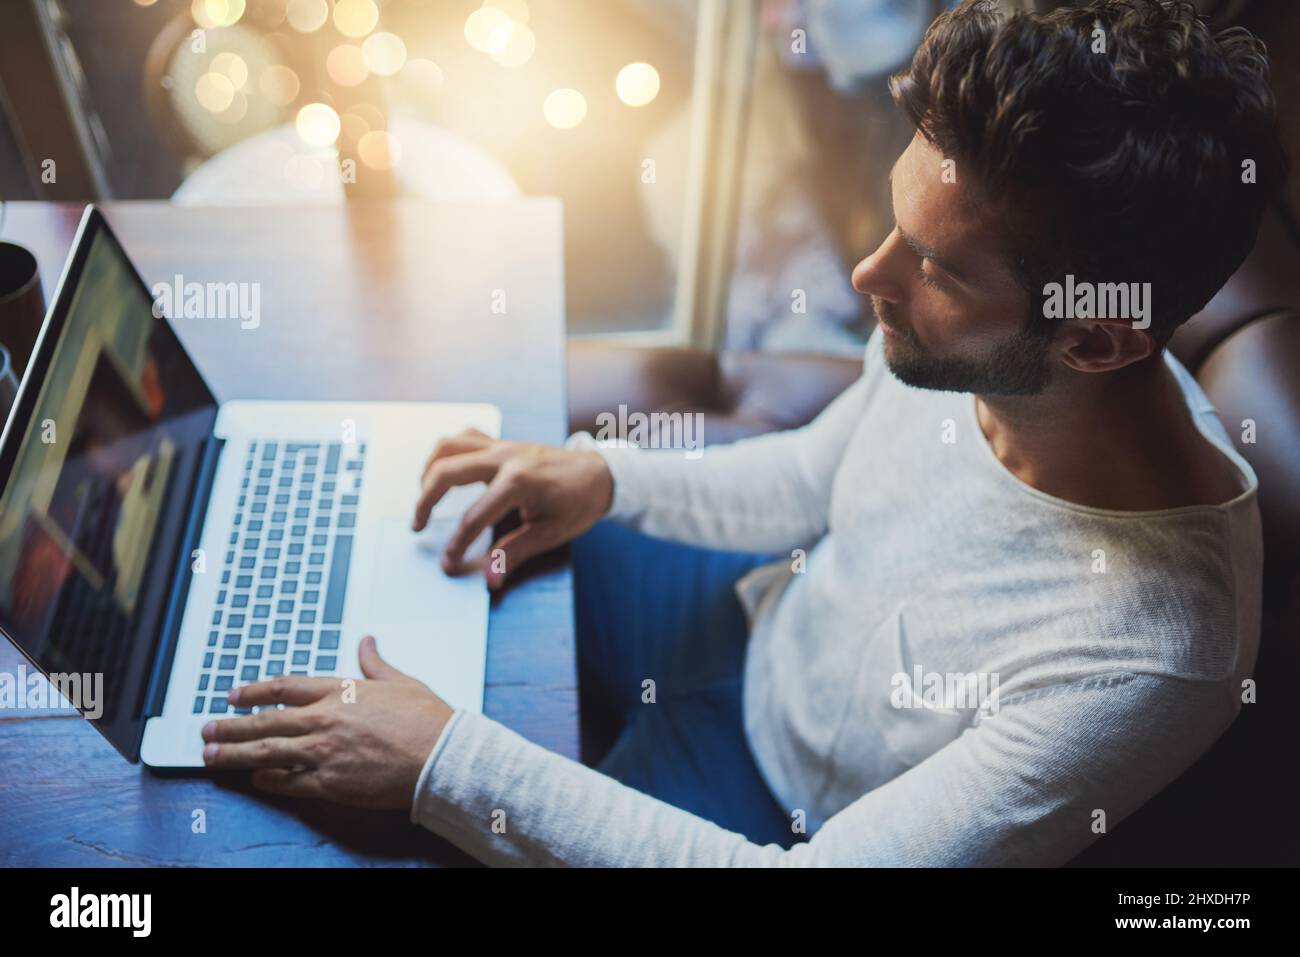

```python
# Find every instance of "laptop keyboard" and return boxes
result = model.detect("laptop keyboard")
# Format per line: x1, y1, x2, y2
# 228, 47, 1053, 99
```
192, 440, 367, 716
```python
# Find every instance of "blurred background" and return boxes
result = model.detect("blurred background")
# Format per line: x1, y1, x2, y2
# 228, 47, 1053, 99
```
0, 0, 1295, 354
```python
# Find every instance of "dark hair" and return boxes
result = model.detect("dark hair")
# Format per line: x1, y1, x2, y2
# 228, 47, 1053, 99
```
889, 0, 1287, 345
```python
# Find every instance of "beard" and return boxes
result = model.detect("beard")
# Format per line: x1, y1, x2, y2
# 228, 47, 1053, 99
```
872, 297, 1054, 396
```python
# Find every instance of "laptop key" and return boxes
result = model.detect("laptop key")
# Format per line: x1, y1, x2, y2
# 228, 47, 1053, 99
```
323, 535, 353, 623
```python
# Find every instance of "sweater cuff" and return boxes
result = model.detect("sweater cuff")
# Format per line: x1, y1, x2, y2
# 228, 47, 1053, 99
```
408, 707, 468, 827
409, 708, 548, 865
564, 430, 646, 521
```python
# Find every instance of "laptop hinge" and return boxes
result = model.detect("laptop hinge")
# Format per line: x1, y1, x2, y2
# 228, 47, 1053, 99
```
140, 431, 225, 727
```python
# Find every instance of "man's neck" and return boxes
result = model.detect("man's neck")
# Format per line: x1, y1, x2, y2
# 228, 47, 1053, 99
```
973, 355, 1238, 511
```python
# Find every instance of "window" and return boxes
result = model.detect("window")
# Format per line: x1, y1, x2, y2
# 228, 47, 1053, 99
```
1, 0, 702, 339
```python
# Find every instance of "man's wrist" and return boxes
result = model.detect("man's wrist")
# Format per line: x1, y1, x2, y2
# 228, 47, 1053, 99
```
565, 431, 623, 518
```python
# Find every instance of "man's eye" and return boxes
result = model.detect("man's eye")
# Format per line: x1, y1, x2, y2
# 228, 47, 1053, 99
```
916, 264, 944, 290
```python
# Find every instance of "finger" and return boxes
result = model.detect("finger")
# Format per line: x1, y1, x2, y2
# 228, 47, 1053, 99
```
251, 768, 327, 799
442, 471, 524, 568
412, 450, 501, 532
203, 736, 317, 770
202, 707, 317, 743
420, 432, 495, 482
485, 521, 560, 591
227, 675, 341, 708
358, 634, 412, 682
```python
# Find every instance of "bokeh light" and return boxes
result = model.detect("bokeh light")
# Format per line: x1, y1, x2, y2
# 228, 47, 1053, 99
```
333, 0, 380, 39
543, 88, 587, 130
193, 0, 246, 28
211, 51, 249, 90
490, 22, 535, 68
285, 0, 328, 33
190, 0, 216, 27
296, 102, 341, 146
464, 6, 512, 54
362, 32, 407, 77
401, 58, 445, 96
616, 62, 660, 107
259, 64, 300, 106
358, 130, 402, 170
326, 44, 369, 87
195, 71, 236, 112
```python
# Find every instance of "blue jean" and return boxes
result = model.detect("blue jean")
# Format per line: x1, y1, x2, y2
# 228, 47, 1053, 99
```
572, 521, 804, 849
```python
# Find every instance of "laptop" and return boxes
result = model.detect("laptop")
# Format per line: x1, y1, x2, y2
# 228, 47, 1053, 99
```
0, 205, 498, 767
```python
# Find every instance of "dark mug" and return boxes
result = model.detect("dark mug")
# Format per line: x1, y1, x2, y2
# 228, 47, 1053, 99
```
0, 241, 44, 379
0, 343, 18, 426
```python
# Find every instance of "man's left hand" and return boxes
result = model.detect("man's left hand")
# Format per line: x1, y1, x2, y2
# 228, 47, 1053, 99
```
201, 635, 453, 810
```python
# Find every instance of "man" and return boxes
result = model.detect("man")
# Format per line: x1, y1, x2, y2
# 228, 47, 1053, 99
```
201, 0, 1284, 865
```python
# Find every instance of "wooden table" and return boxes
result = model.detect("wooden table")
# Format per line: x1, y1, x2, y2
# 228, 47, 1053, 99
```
0, 200, 577, 866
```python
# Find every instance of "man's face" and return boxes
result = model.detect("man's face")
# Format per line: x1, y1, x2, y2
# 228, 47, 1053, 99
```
851, 134, 1051, 395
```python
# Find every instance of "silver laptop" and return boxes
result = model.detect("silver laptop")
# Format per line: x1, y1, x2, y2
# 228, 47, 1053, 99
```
0, 206, 497, 767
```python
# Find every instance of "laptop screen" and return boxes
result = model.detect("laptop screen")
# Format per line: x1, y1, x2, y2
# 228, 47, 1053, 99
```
0, 211, 217, 760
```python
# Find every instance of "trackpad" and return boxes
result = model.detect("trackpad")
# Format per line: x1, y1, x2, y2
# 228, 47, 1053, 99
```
361, 517, 491, 710
367, 518, 487, 624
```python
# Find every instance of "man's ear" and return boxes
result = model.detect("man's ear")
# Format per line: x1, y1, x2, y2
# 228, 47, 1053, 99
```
1055, 319, 1156, 374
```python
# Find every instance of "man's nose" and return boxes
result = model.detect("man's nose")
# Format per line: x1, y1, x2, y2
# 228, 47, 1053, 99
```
851, 229, 906, 301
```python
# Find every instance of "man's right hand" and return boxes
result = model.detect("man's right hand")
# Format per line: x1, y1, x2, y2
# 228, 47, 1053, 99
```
411, 428, 613, 590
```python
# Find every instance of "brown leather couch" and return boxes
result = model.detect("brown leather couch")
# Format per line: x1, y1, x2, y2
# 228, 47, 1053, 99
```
566, 205, 1300, 866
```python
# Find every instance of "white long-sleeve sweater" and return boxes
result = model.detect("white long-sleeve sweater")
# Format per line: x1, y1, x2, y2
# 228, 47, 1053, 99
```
410, 329, 1262, 866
